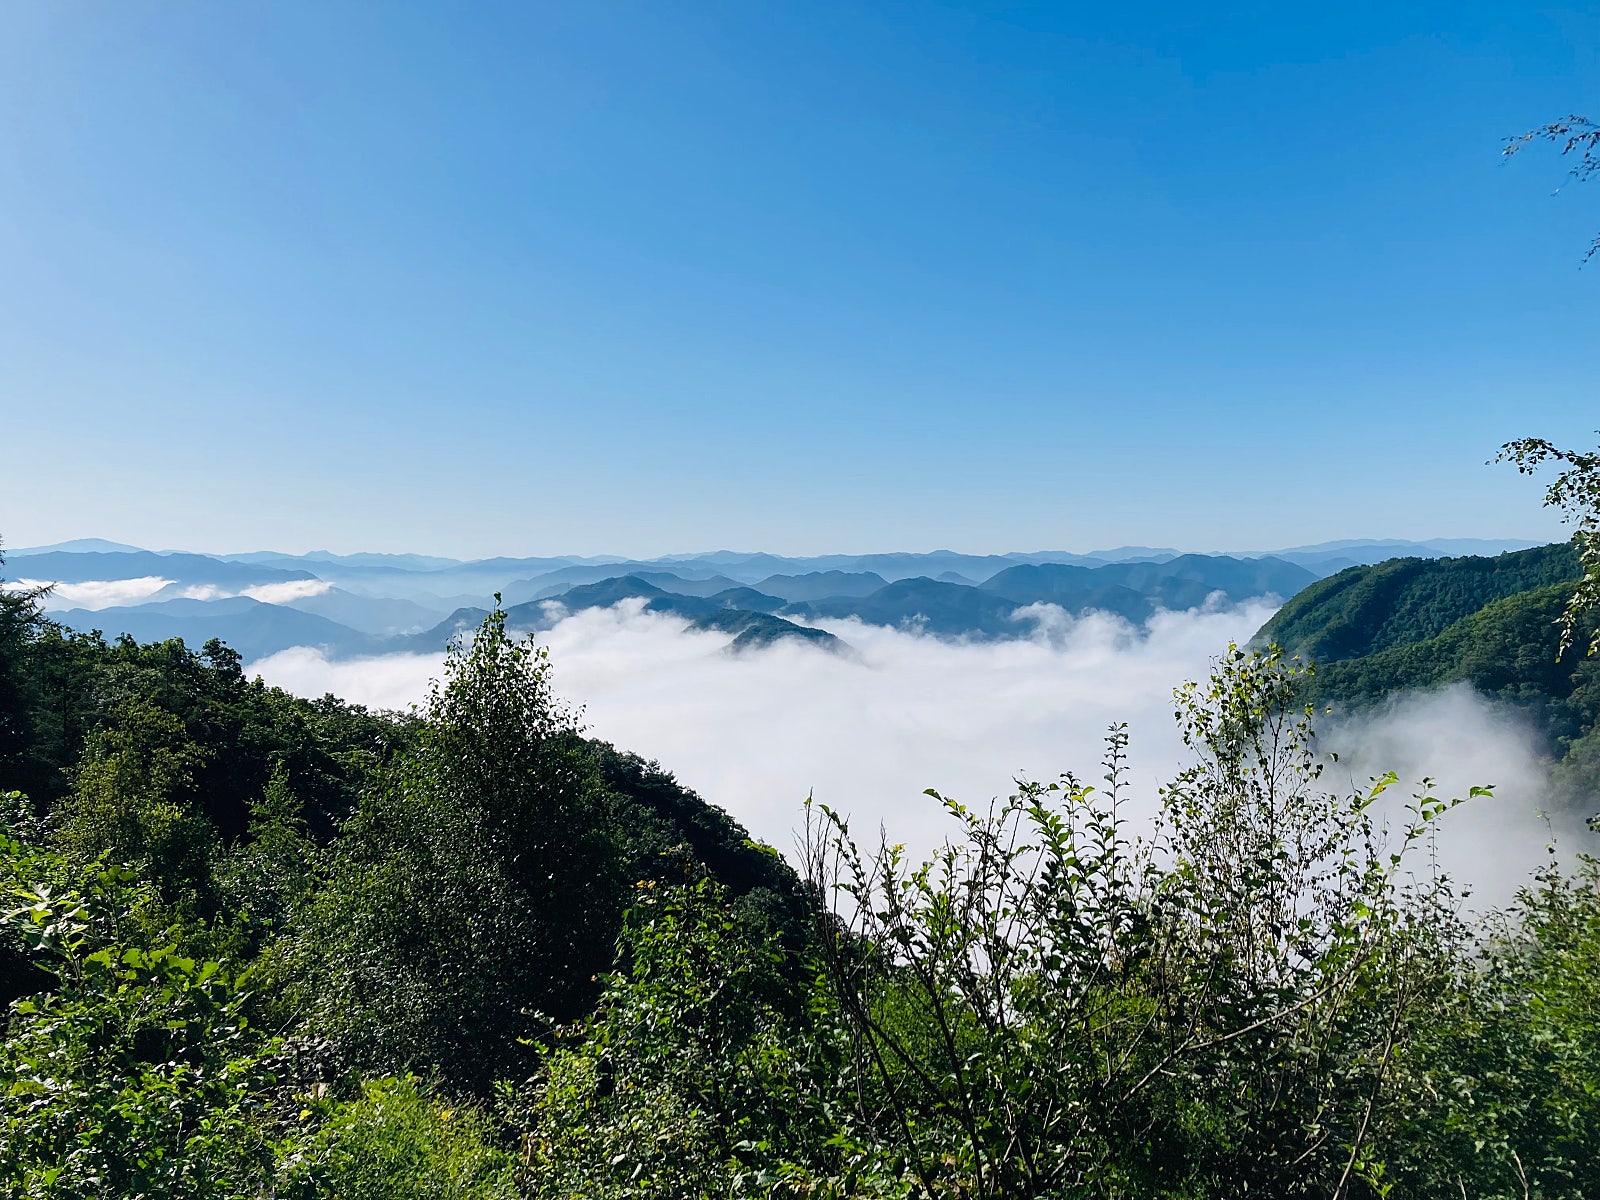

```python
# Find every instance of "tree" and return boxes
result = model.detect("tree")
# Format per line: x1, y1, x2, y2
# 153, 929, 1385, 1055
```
800, 648, 1472, 1198
0, 867, 281, 1200
517, 873, 837, 1198
0, 543, 50, 800
1497, 434, 1600, 656
58, 696, 218, 906
1389, 853, 1600, 1198
1504, 115, 1600, 260
292, 606, 629, 1094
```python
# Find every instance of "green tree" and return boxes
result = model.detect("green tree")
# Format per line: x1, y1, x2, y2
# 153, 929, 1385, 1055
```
216, 762, 318, 935
57, 697, 219, 906
0, 545, 50, 802
517, 874, 844, 1198
1504, 115, 1600, 259
293, 607, 629, 1094
802, 649, 1472, 1198
0, 870, 281, 1200
1499, 435, 1600, 656
1391, 855, 1600, 1198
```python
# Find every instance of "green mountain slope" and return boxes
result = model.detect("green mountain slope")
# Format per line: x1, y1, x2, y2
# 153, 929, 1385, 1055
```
1, 614, 807, 917
1254, 543, 1580, 664
1252, 545, 1600, 795
1305, 583, 1600, 744
400, 578, 841, 655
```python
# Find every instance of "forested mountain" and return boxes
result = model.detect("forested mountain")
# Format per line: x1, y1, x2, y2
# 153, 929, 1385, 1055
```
0, 575, 809, 1045
0, 599, 803, 908
5, 546, 1600, 1197
11, 550, 318, 589
750, 570, 890, 602
31, 541, 1334, 661
54, 596, 385, 662
975, 555, 1315, 621
800, 576, 1027, 635
1255, 543, 1581, 662
276, 587, 447, 636
403, 576, 842, 654
459, 554, 1313, 646
516, 554, 1312, 641
1253, 544, 1600, 800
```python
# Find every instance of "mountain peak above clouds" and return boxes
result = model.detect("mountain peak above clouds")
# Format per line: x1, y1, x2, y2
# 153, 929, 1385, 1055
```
12, 536, 1564, 668
9, 538, 147, 555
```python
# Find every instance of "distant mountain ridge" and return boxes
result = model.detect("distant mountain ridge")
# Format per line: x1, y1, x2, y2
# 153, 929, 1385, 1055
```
409, 555, 1314, 653
12, 537, 1540, 588
13, 550, 316, 588
10, 536, 1540, 664
54, 596, 382, 662
396, 576, 841, 656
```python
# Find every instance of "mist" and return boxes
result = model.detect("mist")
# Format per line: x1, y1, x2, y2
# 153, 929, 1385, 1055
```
23, 576, 173, 610
181, 580, 334, 604
250, 600, 1579, 900
19, 576, 335, 609
1320, 685, 1587, 912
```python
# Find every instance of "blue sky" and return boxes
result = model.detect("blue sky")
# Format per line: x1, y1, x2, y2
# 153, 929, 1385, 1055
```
3, 2, 1597, 557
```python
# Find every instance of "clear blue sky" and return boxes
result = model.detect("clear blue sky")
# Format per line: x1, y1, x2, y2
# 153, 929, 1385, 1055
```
3, 2, 1596, 557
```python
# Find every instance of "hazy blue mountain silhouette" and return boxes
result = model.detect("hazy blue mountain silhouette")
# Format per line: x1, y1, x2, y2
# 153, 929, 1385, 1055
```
54, 596, 380, 661
12, 550, 315, 587
754, 571, 890, 602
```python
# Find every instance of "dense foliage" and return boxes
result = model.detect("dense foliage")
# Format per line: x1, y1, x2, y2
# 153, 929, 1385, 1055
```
1499, 437, 1600, 655
1254, 543, 1581, 664
1504, 114, 1600, 261
1252, 543, 1600, 810
4, 543, 1600, 1197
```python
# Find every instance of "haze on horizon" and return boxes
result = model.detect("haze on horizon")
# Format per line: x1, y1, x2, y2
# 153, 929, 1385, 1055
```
3, 2, 1595, 557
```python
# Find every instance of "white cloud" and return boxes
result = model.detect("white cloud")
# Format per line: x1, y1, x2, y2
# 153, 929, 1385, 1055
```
242, 579, 334, 604
250, 645, 446, 712
247, 603, 1587, 905
1320, 685, 1586, 913
176, 580, 335, 604
250, 600, 1277, 860
21, 576, 174, 610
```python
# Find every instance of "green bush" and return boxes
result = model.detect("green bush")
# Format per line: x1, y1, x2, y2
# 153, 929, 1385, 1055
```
278, 1076, 519, 1200
0, 874, 279, 1200
515, 875, 849, 1198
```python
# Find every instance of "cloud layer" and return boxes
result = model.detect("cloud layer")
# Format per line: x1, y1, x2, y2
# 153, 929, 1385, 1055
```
181, 580, 335, 604
22, 576, 335, 609
254, 599, 1267, 854
1319, 685, 1586, 912
23, 576, 175, 610
250, 601, 1579, 901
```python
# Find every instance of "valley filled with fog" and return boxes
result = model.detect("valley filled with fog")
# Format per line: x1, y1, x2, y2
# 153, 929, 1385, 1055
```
251, 594, 1572, 910
10, 534, 1571, 903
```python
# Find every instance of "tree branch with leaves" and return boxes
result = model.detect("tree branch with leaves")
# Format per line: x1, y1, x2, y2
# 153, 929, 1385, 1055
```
1504, 115, 1599, 260
1497, 435, 1600, 656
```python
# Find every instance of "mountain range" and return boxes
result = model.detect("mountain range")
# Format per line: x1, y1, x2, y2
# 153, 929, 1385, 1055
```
1251, 543, 1599, 806
6, 537, 1539, 662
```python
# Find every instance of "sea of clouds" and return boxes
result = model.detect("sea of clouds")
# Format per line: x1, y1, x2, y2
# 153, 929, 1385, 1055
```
179, 579, 334, 604
1322, 686, 1586, 911
250, 599, 1581, 910
23, 577, 334, 609
21, 576, 175, 609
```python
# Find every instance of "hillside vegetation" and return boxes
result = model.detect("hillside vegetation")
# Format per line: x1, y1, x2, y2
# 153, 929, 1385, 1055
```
1255, 543, 1581, 662
4, 545, 1600, 1198
1254, 545, 1600, 793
